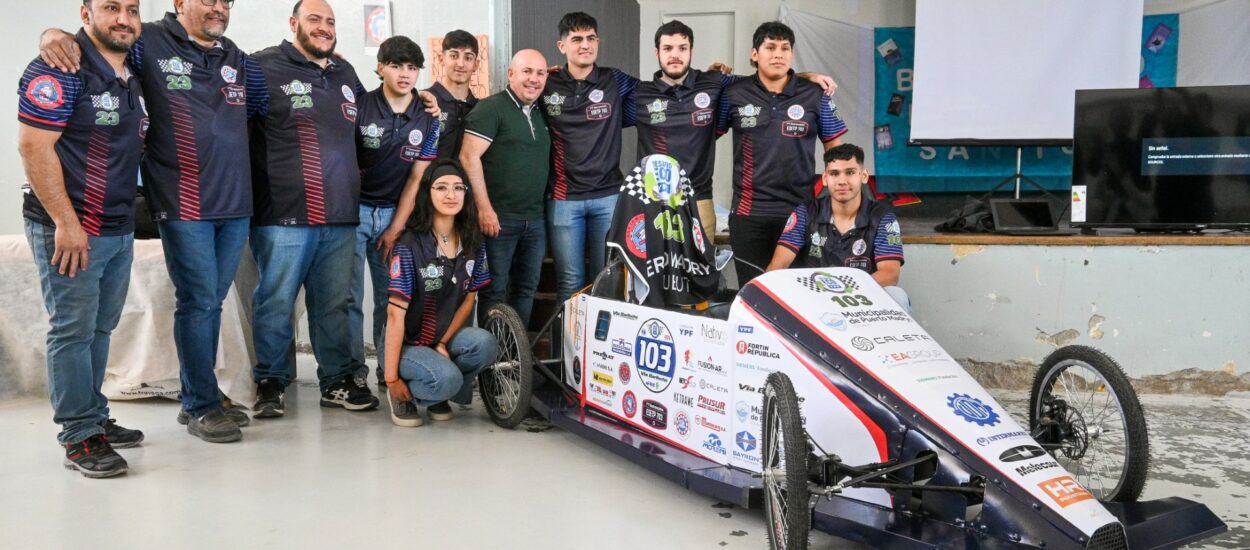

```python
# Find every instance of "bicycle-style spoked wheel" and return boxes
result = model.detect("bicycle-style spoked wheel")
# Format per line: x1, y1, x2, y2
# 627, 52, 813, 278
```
762, 372, 811, 550
478, 304, 533, 429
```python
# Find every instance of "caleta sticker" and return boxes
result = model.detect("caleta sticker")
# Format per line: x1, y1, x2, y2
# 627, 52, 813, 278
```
626, 213, 647, 258
220, 65, 238, 84
787, 104, 805, 120
341, 84, 356, 102
622, 391, 637, 418
852, 238, 867, 255
25, 75, 64, 110
693, 92, 711, 109
408, 129, 424, 146
588, 89, 604, 103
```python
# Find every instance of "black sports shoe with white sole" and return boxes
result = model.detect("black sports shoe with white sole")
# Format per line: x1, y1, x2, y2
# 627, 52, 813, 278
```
103, 419, 144, 449
254, 378, 285, 419
320, 377, 379, 411
64, 435, 129, 478
178, 408, 250, 427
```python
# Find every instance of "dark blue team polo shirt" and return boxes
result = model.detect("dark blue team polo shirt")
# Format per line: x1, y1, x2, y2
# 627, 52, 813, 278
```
778, 191, 904, 273
634, 69, 731, 200
355, 87, 440, 206
18, 30, 146, 237
131, 12, 260, 222
426, 81, 477, 161
248, 41, 365, 226
388, 231, 491, 347
718, 72, 848, 218
541, 65, 638, 200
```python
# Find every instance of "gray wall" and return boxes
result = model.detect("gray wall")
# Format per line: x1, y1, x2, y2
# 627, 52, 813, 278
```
903, 243, 1249, 376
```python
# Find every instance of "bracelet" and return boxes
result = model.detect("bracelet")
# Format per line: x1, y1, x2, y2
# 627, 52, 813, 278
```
437, 341, 448, 347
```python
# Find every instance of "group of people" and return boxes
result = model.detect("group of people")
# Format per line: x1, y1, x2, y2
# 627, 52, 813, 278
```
17, 0, 906, 479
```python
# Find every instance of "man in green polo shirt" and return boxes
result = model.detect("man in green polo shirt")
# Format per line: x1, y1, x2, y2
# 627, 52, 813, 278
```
461, 49, 551, 324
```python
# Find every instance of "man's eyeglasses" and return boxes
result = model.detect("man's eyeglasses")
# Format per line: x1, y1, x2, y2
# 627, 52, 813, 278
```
432, 184, 469, 196
199, 0, 235, 8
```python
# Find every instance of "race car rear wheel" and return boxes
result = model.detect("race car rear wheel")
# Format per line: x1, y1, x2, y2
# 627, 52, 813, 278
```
479, 304, 533, 429
762, 372, 811, 550
1029, 345, 1149, 502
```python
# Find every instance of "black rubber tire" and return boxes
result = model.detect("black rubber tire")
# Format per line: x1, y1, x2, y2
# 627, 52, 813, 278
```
762, 372, 811, 550
1029, 345, 1149, 502
479, 304, 534, 429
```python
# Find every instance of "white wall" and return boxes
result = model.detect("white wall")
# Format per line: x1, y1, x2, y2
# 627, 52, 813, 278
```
635, 0, 915, 214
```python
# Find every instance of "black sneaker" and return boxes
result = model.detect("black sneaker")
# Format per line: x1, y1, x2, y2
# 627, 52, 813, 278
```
386, 391, 423, 427
177, 408, 250, 427
320, 377, 379, 411
254, 378, 285, 419
187, 409, 243, 443
103, 419, 144, 449
427, 401, 453, 421
64, 434, 129, 478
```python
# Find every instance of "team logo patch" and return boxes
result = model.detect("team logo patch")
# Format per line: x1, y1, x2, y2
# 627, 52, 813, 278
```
91, 92, 119, 111
342, 85, 356, 102
389, 256, 402, 279
139, 96, 148, 115
674, 410, 691, 439
626, 213, 647, 258
622, 391, 637, 418
852, 238, 867, 255
588, 89, 604, 103
26, 75, 64, 110
221, 65, 238, 84
544, 92, 564, 116
647, 98, 669, 124
158, 56, 193, 75
281, 80, 311, 96
787, 104, 805, 120
947, 393, 1001, 427
801, 271, 858, 294
362, 123, 383, 138
465, 259, 475, 275
694, 92, 711, 109
737, 104, 760, 128
692, 221, 706, 254
783, 212, 797, 233
408, 129, 424, 146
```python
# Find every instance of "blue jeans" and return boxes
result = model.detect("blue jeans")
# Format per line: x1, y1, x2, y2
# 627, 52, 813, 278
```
885, 286, 913, 315
390, 327, 498, 406
547, 194, 618, 302
25, 220, 133, 445
350, 203, 393, 380
480, 218, 546, 325
250, 225, 355, 389
159, 218, 249, 417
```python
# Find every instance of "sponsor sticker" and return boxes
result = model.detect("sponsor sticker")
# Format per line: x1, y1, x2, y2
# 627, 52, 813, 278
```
618, 362, 631, 385
702, 433, 727, 455
622, 391, 637, 418
850, 336, 875, 352
626, 214, 647, 258
674, 409, 691, 439
1038, 475, 1093, 508
999, 445, 1048, 462
592, 371, 614, 386
947, 394, 1001, 427
634, 319, 676, 392
642, 399, 668, 429
735, 430, 758, 452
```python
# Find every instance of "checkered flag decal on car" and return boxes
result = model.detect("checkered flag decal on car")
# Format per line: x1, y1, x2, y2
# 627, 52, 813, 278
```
797, 273, 859, 293
621, 164, 694, 205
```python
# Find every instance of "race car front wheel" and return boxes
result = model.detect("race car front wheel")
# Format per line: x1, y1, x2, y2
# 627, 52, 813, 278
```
762, 372, 811, 550
479, 304, 534, 429
1029, 345, 1149, 502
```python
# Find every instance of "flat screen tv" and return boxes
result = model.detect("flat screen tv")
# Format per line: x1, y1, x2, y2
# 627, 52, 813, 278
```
1071, 85, 1250, 230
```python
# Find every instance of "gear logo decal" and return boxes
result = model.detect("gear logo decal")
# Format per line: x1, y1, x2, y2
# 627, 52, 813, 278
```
947, 393, 1001, 427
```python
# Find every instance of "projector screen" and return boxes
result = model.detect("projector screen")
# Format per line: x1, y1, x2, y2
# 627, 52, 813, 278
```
911, 0, 1143, 144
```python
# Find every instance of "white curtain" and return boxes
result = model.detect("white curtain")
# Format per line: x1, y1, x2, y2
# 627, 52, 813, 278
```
780, 3, 878, 171
1178, 0, 1250, 86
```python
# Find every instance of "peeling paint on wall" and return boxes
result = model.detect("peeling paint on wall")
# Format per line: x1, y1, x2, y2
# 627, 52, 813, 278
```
1035, 328, 1080, 347
1088, 314, 1106, 340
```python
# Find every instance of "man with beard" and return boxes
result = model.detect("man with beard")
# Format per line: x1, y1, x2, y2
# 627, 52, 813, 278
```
634, 20, 836, 242
246, 0, 378, 418
766, 143, 909, 312
41, 0, 264, 444
18, 0, 146, 477
426, 29, 480, 161
718, 21, 848, 285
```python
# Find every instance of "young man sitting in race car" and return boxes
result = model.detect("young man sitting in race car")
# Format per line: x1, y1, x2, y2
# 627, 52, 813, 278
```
765, 143, 911, 313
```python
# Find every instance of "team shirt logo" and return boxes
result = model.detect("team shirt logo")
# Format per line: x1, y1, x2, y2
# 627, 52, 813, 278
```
588, 89, 604, 103
852, 238, 867, 255
282, 80, 311, 95
158, 56, 193, 75
787, 104, 805, 120
25, 75, 64, 109
91, 92, 121, 126
737, 104, 760, 128
389, 256, 402, 279
408, 129, 424, 146
220, 65, 238, 84
783, 212, 798, 233
647, 98, 669, 124
422, 263, 444, 291
360, 123, 384, 148
341, 85, 356, 102
138, 96, 148, 115
544, 92, 564, 116
694, 92, 711, 109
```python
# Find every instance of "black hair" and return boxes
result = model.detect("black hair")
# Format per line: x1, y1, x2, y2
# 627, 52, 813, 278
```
406, 159, 482, 256
292, 0, 302, 17
823, 143, 865, 166
654, 20, 693, 49
559, 12, 598, 39
377, 35, 424, 68
750, 21, 795, 67
442, 29, 478, 56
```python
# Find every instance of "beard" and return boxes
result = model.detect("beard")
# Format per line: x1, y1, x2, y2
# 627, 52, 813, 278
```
201, 13, 229, 40
91, 23, 138, 53
296, 23, 336, 59
661, 63, 690, 81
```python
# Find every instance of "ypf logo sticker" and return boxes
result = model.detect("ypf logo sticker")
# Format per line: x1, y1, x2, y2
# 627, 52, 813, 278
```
947, 393, 1000, 427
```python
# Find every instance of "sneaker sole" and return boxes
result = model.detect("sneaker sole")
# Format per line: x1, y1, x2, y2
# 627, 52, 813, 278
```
427, 411, 453, 421
319, 398, 379, 411
253, 406, 285, 419
63, 459, 128, 479
178, 411, 251, 427
108, 435, 144, 449
386, 394, 424, 427
187, 425, 242, 444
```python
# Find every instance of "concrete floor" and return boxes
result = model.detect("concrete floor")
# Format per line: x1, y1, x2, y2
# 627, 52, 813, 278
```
1, 356, 1245, 549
